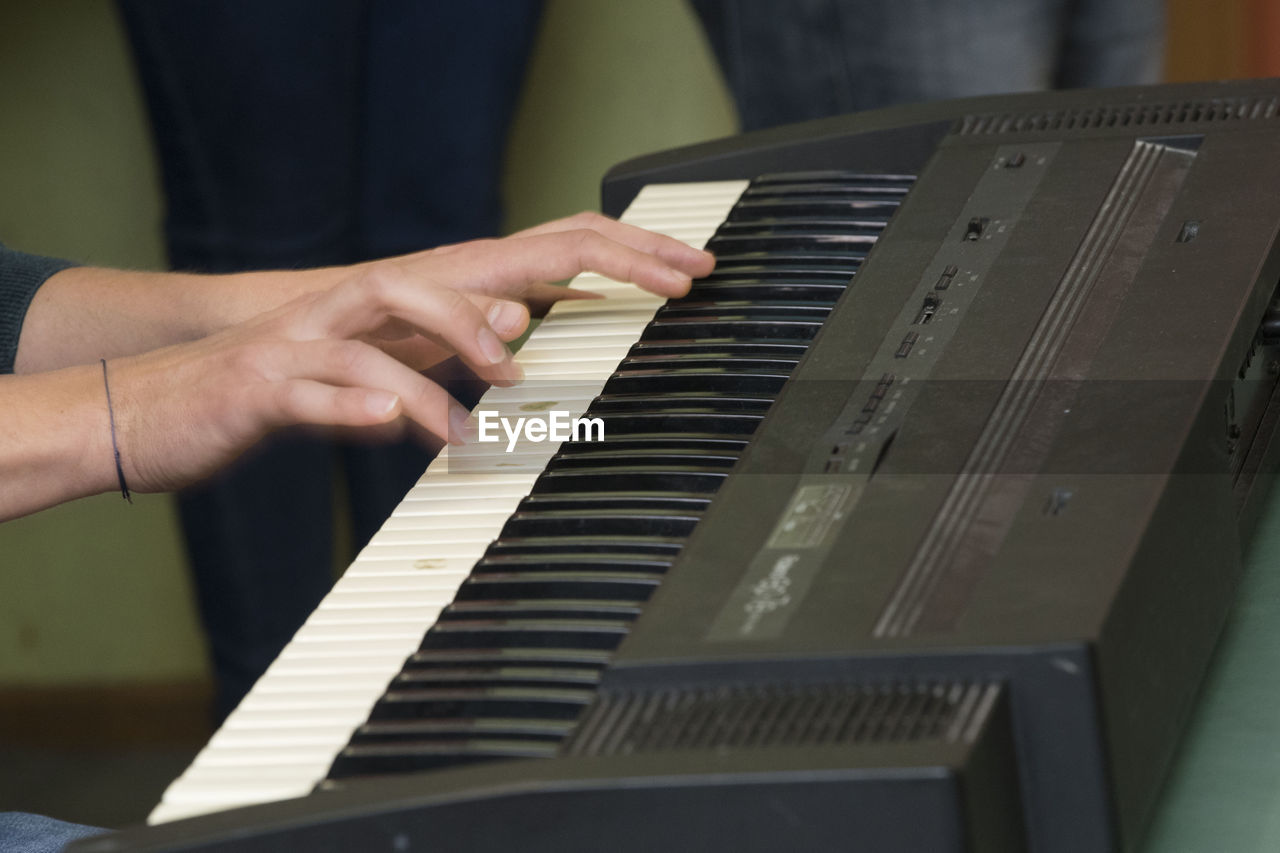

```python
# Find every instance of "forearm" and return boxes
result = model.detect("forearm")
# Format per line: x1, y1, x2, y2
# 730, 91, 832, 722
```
0, 214, 711, 520
0, 366, 118, 520
13, 264, 346, 374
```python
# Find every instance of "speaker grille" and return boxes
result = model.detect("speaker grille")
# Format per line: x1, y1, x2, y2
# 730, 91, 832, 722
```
564, 680, 1000, 757
958, 96, 1280, 136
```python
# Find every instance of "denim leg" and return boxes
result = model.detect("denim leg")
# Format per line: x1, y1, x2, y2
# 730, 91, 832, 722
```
689, 0, 1164, 131
116, 0, 367, 271
0, 813, 106, 853
357, 0, 545, 258
1056, 0, 1165, 87
117, 0, 543, 719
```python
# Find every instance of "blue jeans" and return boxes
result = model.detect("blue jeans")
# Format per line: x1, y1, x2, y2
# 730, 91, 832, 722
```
0, 813, 105, 853
117, 0, 543, 719
690, 0, 1164, 130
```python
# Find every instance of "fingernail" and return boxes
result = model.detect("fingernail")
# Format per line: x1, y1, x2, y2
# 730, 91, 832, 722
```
365, 391, 398, 418
491, 359, 525, 388
665, 268, 692, 289
477, 327, 510, 365
486, 301, 524, 336
448, 404, 473, 445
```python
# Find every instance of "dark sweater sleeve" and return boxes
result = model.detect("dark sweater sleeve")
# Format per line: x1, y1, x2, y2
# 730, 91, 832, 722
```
0, 243, 78, 374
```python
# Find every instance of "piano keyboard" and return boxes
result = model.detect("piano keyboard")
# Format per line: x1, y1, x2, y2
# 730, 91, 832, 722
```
151, 172, 913, 823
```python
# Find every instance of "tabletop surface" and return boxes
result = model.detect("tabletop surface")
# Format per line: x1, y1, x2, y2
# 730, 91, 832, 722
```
1142, 488, 1280, 851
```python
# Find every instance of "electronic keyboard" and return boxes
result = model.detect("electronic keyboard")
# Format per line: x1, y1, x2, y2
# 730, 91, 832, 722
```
73, 78, 1280, 853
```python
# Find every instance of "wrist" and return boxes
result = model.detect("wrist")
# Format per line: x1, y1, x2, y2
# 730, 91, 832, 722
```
207, 265, 353, 331
0, 364, 122, 520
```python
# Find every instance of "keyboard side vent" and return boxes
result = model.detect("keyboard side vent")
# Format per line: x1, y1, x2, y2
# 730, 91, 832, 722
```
957, 96, 1280, 136
564, 680, 1000, 757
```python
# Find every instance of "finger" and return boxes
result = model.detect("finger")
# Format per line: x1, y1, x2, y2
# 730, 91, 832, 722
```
472, 296, 531, 340
373, 295, 530, 367
259, 339, 473, 444
511, 211, 715, 278
362, 296, 526, 347
376, 335, 453, 372
295, 266, 524, 387
458, 229, 703, 299
523, 282, 601, 318
266, 379, 403, 429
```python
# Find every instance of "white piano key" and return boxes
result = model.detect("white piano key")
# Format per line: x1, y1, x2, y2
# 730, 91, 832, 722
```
238, 690, 391, 712
339, 560, 480, 579
365, 511, 515, 532
344, 541, 499, 563
387, 497, 523, 516
288, 607, 451, 638
190, 747, 351, 768
244, 672, 400, 695
208, 725, 358, 748
149, 179, 747, 824
311, 602, 449, 622
170, 764, 336, 786
516, 345, 636, 363
218, 704, 389, 729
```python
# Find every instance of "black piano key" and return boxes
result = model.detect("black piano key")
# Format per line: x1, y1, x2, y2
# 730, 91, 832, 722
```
587, 396, 777, 414
473, 554, 671, 573
457, 572, 662, 601
602, 369, 791, 396
371, 685, 598, 719
579, 412, 764, 435
531, 468, 729, 495
328, 739, 559, 777
643, 317, 822, 341
728, 197, 904, 221
748, 170, 916, 188
419, 620, 631, 652
625, 339, 811, 359
617, 354, 802, 371
543, 449, 740, 470
439, 599, 643, 621
714, 217, 890, 235
498, 509, 702, 539
351, 717, 577, 744
547, 435, 750, 453
707, 232, 881, 254
517, 492, 713, 512
654, 301, 833, 320
687, 280, 848, 302
394, 663, 602, 686
705, 252, 869, 274
483, 537, 685, 556
404, 647, 614, 669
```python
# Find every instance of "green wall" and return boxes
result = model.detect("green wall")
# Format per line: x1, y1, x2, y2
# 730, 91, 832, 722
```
0, 0, 736, 685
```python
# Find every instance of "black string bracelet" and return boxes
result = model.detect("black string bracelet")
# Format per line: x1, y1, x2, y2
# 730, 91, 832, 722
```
99, 357, 133, 503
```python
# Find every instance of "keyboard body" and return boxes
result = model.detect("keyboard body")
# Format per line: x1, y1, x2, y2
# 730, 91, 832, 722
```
74, 78, 1280, 853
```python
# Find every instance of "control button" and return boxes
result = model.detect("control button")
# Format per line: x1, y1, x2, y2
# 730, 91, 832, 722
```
934, 264, 958, 290
913, 294, 942, 325
895, 331, 919, 358
964, 217, 989, 241
1004, 152, 1026, 169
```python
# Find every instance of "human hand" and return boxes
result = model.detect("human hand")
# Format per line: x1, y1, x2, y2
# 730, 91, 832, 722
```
104, 214, 713, 492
